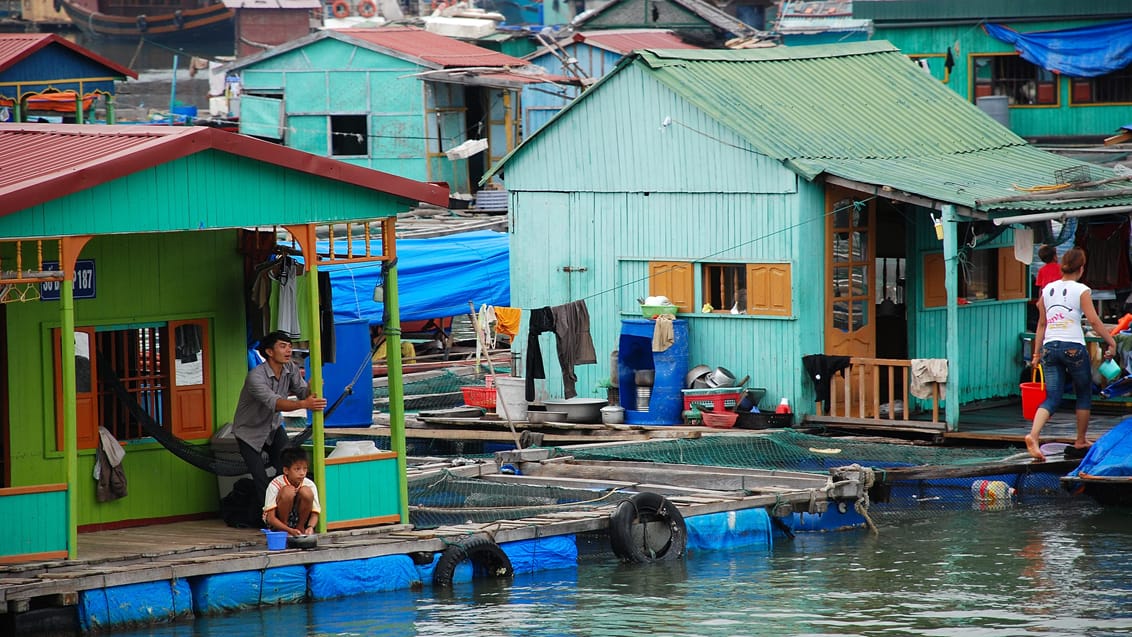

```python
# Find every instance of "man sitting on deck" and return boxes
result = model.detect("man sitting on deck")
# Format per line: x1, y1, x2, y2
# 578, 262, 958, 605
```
263, 447, 320, 536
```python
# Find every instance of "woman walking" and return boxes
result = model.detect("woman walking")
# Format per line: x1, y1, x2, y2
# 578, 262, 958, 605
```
1026, 247, 1116, 462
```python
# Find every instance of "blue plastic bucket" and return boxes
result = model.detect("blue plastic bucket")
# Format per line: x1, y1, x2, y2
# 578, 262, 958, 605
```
263, 529, 288, 550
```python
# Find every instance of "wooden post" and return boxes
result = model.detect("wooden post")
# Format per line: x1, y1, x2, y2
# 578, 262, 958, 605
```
59, 236, 90, 558
942, 204, 959, 431
283, 224, 326, 532
381, 217, 410, 524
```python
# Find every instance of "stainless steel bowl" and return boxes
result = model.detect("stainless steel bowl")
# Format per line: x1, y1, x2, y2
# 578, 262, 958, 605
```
543, 398, 609, 423
527, 411, 568, 424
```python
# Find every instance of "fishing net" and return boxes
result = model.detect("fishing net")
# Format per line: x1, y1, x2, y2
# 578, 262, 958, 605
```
407, 469, 634, 530
552, 430, 1073, 523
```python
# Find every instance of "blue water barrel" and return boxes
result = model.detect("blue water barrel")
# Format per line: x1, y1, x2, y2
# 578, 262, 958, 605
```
618, 318, 688, 425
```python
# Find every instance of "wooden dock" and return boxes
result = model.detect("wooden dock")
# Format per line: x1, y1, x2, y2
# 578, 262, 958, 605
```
0, 454, 867, 618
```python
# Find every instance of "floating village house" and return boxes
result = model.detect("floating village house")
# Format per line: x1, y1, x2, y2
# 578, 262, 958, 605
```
486, 41, 1132, 431
0, 124, 448, 563
220, 26, 541, 199
851, 1, 1132, 141
0, 33, 135, 124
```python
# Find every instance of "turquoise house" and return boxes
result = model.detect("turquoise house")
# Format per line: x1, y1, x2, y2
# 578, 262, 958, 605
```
851, 0, 1132, 140
0, 124, 448, 563
486, 42, 1132, 431
221, 26, 539, 197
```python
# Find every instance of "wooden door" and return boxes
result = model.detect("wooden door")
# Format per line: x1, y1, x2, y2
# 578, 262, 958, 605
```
824, 188, 876, 415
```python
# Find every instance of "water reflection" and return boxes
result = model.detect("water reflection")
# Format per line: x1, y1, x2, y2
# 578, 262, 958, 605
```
108, 501, 1132, 636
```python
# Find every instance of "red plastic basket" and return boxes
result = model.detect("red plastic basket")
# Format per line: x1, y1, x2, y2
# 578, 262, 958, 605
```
700, 410, 738, 429
461, 386, 497, 409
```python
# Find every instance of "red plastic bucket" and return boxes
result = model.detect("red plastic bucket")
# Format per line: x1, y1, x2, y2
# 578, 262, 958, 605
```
1020, 365, 1046, 420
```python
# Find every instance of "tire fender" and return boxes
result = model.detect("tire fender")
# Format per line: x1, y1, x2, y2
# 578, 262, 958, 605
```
609, 491, 686, 563
432, 536, 514, 587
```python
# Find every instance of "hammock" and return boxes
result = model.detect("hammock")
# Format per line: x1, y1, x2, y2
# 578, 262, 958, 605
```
96, 332, 381, 474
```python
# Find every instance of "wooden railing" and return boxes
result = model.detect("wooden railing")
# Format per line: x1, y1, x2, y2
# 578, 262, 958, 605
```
814, 357, 941, 427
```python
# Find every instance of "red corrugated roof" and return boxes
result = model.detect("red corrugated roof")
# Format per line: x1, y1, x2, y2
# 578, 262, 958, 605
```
573, 30, 702, 55
0, 124, 448, 217
0, 33, 137, 78
338, 26, 527, 68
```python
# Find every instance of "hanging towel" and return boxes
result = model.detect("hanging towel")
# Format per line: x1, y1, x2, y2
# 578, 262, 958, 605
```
94, 426, 127, 502
910, 358, 949, 400
652, 314, 675, 352
550, 300, 598, 399
493, 307, 522, 338
526, 308, 555, 401
801, 354, 852, 412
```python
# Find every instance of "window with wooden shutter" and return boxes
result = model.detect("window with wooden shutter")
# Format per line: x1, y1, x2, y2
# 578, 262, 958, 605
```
648, 261, 693, 312
747, 263, 792, 316
53, 320, 214, 449
997, 247, 1028, 300
923, 253, 946, 308
169, 319, 213, 440
54, 327, 98, 451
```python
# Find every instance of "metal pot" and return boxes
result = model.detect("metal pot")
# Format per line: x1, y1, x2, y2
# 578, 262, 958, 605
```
527, 411, 568, 424
634, 369, 655, 387
543, 398, 608, 423
705, 366, 737, 388
685, 364, 711, 389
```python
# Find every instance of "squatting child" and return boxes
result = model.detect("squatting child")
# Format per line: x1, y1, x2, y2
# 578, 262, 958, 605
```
263, 447, 320, 536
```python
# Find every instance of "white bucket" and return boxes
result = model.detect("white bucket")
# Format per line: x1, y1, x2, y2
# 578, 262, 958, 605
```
493, 376, 528, 422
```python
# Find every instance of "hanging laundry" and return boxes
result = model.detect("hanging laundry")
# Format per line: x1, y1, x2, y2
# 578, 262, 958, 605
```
802, 354, 852, 413
652, 314, 675, 352
94, 426, 127, 502
550, 300, 598, 399
493, 307, 522, 338
526, 308, 555, 401
275, 258, 301, 339
910, 358, 948, 400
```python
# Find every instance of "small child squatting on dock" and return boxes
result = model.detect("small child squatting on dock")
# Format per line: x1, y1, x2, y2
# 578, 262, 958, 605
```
264, 447, 321, 536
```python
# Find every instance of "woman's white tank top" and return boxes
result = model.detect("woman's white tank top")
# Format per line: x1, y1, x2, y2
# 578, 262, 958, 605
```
1042, 279, 1090, 345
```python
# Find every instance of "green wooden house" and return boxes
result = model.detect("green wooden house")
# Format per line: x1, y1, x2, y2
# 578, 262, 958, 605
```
851, 0, 1132, 141
486, 42, 1132, 432
0, 123, 448, 563
221, 26, 538, 198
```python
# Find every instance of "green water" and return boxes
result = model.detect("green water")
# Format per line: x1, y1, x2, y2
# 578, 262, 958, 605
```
115, 499, 1132, 636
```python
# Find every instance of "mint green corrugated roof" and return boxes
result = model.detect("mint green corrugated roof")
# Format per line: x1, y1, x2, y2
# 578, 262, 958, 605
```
635, 42, 1131, 213
489, 41, 1131, 214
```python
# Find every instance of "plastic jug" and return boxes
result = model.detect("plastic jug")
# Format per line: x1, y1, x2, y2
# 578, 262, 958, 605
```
776, 398, 791, 414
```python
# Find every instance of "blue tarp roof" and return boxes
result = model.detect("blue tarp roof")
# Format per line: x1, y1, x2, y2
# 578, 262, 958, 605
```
321, 230, 509, 325
984, 20, 1132, 78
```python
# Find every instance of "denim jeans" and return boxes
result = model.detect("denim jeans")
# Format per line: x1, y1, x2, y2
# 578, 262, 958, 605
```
1039, 340, 1093, 412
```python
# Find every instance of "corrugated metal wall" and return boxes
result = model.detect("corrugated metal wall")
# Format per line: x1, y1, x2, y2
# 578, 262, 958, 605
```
871, 21, 1130, 138
522, 43, 619, 135
505, 63, 829, 409
906, 213, 1027, 403
238, 39, 429, 180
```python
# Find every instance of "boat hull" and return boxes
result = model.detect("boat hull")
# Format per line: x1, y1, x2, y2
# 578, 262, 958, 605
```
1062, 475, 1132, 507
59, 0, 234, 42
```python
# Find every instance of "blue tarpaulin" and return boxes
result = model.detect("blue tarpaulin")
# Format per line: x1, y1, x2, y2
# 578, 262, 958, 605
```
321, 230, 509, 325
1068, 417, 1132, 478
984, 20, 1132, 78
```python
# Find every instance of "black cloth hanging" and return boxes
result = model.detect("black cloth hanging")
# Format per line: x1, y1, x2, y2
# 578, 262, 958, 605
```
318, 270, 335, 364
526, 307, 555, 401
802, 354, 852, 412
550, 300, 598, 399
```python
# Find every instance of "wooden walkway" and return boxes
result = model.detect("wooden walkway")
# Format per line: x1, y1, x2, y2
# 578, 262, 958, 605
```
0, 457, 864, 613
